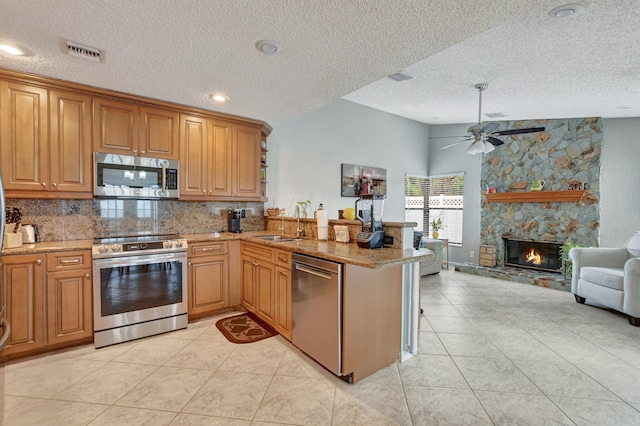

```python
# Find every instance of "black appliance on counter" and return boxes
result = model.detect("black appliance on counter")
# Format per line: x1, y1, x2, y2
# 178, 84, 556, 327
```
228, 208, 245, 233
355, 194, 386, 249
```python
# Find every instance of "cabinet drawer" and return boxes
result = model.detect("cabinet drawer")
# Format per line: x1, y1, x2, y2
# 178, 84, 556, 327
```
189, 241, 229, 257
47, 251, 91, 272
275, 250, 291, 268
241, 242, 274, 262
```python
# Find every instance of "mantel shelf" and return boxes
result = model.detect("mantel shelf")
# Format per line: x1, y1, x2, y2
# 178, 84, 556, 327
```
485, 190, 586, 203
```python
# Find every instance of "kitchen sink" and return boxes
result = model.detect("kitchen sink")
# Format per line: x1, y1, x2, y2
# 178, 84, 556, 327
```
254, 235, 298, 242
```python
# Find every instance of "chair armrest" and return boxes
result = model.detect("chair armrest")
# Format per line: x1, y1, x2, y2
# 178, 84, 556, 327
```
569, 248, 629, 292
623, 257, 640, 317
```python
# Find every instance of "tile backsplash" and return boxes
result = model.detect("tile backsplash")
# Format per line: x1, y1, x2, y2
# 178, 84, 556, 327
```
5, 199, 265, 241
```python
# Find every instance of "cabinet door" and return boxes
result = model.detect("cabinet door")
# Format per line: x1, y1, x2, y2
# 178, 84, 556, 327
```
232, 124, 261, 199
46, 268, 93, 345
139, 106, 179, 160
255, 259, 275, 326
240, 255, 256, 311
2, 254, 45, 355
93, 98, 139, 155
49, 90, 92, 194
209, 119, 233, 197
188, 255, 229, 317
179, 114, 209, 199
275, 265, 292, 340
0, 81, 48, 192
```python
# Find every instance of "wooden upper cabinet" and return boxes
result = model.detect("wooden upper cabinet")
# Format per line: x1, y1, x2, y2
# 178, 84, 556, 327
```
139, 106, 179, 160
233, 124, 262, 199
49, 90, 92, 194
93, 98, 139, 155
209, 119, 233, 197
0, 81, 49, 192
179, 114, 209, 199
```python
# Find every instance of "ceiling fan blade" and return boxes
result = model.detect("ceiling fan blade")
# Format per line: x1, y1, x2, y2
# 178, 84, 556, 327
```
494, 127, 545, 136
486, 136, 504, 146
440, 138, 473, 150
429, 135, 469, 140
480, 122, 499, 134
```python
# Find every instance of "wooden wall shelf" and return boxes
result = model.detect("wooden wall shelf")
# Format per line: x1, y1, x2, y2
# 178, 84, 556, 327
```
485, 190, 586, 203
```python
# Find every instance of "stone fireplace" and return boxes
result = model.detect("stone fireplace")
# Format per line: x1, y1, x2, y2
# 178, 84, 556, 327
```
503, 236, 562, 273
480, 117, 601, 266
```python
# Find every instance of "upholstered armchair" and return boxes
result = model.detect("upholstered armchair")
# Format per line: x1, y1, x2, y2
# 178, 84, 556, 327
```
413, 232, 443, 275
569, 232, 640, 326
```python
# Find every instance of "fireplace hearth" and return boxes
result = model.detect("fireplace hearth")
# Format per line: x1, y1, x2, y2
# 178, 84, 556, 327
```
503, 237, 562, 273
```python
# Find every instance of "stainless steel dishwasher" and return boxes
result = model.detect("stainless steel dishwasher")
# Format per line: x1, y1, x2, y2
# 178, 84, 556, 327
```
291, 253, 343, 376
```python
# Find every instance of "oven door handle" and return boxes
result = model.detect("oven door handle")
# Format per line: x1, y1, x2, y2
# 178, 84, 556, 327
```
161, 163, 166, 194
93, 252, 187, 269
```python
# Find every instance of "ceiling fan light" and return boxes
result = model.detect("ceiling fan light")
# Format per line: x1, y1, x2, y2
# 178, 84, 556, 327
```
466, 140, 483, 155
483, 141, 495, 153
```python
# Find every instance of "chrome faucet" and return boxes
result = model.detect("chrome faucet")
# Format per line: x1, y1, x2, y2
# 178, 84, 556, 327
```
294, 205, 303, 238
279, 210, 285, 236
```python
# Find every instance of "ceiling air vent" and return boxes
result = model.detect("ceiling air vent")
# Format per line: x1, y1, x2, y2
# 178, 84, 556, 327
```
387, 71, 414, 82
66, 41, 102, 62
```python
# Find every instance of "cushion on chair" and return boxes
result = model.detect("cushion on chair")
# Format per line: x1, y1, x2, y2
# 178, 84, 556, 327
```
626, 232, 640, 257
581, 266, 625, 291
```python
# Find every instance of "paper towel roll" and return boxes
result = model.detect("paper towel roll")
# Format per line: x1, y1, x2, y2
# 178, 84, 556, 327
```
317, 208, 329, 240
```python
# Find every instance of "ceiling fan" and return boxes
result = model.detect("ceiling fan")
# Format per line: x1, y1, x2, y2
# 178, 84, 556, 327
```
434, 83, 545, 155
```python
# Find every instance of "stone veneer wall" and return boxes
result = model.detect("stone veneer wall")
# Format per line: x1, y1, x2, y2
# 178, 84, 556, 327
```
480, 117, 601, 265
5, 199, 265, 241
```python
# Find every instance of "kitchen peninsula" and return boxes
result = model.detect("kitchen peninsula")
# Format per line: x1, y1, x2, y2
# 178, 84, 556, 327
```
2, 230, 432, 383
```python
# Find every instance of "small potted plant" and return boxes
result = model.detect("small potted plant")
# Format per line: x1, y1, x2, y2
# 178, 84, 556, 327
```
297, 199, 312, 218
559, 242, 579, 279
430, 216, 443, 239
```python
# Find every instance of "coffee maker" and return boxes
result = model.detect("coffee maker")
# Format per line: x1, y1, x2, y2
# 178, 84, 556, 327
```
355, 194, 385, 249
227, 208, 245, 233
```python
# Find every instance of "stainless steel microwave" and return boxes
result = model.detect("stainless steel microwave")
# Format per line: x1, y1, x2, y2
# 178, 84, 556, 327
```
94, 153, 179, 199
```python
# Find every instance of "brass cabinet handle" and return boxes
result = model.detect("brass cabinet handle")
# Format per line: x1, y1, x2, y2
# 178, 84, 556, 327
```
60, 259, 80, 264
279, 271, 287, 277
133, 149, 138, 153
85, 273, 90, 279
36, 259, 41, 265
52, 182, 57, 188
188, 262, 191, 266
41, 182, 47, 187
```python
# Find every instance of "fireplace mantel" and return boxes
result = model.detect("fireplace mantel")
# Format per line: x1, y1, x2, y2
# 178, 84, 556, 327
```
485, 190, 585, 203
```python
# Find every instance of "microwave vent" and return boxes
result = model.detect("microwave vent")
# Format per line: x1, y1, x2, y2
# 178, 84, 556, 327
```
66, 41, 102, 62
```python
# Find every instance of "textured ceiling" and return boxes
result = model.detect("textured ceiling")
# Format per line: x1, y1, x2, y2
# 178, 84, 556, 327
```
0, 1, 635, 129
345, 0, 640, 124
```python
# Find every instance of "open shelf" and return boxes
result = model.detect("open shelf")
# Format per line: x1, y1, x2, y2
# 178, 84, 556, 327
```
485, 190, 586, 203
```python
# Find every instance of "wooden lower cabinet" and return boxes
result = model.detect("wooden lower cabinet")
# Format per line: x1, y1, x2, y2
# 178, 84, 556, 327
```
254, 259, 276, 326
187, 241, 229, 318
1, 250, 92, 358
240, 243, 291, 331
46, 267, 92, 345
2, 254, 45, 355
275, 265, 292, 340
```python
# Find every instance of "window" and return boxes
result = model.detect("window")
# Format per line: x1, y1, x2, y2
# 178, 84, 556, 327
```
405, 173, 464, 245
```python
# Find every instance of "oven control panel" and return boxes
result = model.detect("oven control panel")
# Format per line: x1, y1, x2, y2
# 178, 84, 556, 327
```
92, 238, 188, 258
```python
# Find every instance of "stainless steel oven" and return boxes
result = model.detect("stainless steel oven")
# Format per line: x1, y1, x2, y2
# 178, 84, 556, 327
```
92, 235, 188, 348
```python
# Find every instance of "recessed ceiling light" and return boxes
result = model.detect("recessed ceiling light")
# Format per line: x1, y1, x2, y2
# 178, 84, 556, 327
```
548, 3, 585, 19
0, 44, 25, 56
255, 40, 282, 55
210, 94, 229, 103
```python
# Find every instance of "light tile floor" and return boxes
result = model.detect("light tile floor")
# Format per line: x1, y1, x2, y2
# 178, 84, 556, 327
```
2, 269, 640, 425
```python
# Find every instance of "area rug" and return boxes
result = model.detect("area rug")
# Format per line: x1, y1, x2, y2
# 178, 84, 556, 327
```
215, 312, 277, 344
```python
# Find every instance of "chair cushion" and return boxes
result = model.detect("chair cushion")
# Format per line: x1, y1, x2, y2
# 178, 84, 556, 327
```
581, 266, 625, 291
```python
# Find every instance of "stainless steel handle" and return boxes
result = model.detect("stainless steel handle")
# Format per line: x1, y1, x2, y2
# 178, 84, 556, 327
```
0, 318, 11, 351
161, 162, 166, 193
36, 259, 42, 265
295, 264, 332, 280
60, 259, 80, 264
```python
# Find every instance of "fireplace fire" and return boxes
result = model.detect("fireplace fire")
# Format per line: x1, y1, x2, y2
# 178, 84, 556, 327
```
503, 237, 562, 272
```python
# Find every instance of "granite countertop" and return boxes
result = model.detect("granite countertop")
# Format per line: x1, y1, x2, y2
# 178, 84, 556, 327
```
182, 231, 433, 269
2, 239, 93, 256
1, 232, 432, 269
